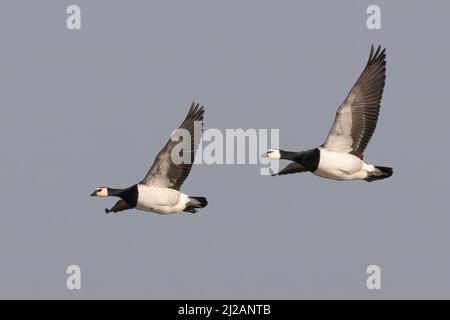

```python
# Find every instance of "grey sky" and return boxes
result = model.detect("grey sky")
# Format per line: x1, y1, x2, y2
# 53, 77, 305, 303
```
0, 0, 449, 299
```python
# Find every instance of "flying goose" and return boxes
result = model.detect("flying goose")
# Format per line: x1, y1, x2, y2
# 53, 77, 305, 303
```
91, 103, 208, 214
263, 45, 393, 182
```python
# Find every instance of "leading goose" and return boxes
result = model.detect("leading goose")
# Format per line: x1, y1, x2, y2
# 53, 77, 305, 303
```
263, 45, 393, 182
91, 103, 207, 214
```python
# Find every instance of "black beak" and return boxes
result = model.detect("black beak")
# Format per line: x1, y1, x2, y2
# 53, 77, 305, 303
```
90, 191, 97, 197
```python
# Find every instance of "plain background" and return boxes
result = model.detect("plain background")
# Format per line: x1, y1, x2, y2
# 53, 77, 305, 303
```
0, 0, 449, 299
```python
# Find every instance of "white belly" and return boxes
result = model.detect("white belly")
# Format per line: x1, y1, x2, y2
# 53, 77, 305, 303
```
314, 148, 369, 180
136, 184, 188, 214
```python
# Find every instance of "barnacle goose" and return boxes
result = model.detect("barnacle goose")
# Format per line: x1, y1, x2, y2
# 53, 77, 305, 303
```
91, 103, 208, 214
263, 45, 393, 182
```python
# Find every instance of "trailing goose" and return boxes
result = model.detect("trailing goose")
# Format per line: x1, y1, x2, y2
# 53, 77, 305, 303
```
263, 45, 393, 182
91, 103, 208, 214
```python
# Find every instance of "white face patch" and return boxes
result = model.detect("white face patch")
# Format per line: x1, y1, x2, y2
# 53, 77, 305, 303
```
95, 187, 108, 197
264, 148, 281, 160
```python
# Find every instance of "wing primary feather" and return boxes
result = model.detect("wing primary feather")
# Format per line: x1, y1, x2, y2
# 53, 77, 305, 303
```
141, 103, 205, 190
322, 45, 386, 159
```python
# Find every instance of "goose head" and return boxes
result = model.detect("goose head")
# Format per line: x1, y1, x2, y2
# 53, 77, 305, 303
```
91, 187, 108, 197
262, 148, 281, 160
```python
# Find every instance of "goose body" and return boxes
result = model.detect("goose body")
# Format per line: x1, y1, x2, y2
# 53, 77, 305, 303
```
264, 45, 393, 182
315, 148, 378, 181
135, 184, 190, 214
91, 103, 208, 214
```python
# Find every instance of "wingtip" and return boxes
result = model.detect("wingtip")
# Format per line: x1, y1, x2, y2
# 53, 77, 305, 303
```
368, 44, 386, 65
369, 44, 375, 61
189, 102, 205, 113
374, 45, 381, 58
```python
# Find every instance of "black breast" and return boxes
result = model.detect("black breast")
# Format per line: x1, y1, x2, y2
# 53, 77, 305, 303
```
297, 148, 320, 172
118, 184, 139, 208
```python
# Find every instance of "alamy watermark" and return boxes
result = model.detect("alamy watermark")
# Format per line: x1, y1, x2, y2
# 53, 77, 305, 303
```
169, 122, 279, 175
366, 265, 381, 290
66, 265, 81, 290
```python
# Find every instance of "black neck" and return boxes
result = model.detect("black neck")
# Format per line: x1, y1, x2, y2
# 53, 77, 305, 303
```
280, 148, 320, 172
107, 188, 125, 197
279, 150, 299, 161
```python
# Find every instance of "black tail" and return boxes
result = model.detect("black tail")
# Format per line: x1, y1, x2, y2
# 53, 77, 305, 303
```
365, 166, 394, 182
183, 196, 208, 213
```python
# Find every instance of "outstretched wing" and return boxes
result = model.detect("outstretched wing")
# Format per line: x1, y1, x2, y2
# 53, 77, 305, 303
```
322, 45, 386, 159
141, 103, 204, 190
271, 162, 308, 176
